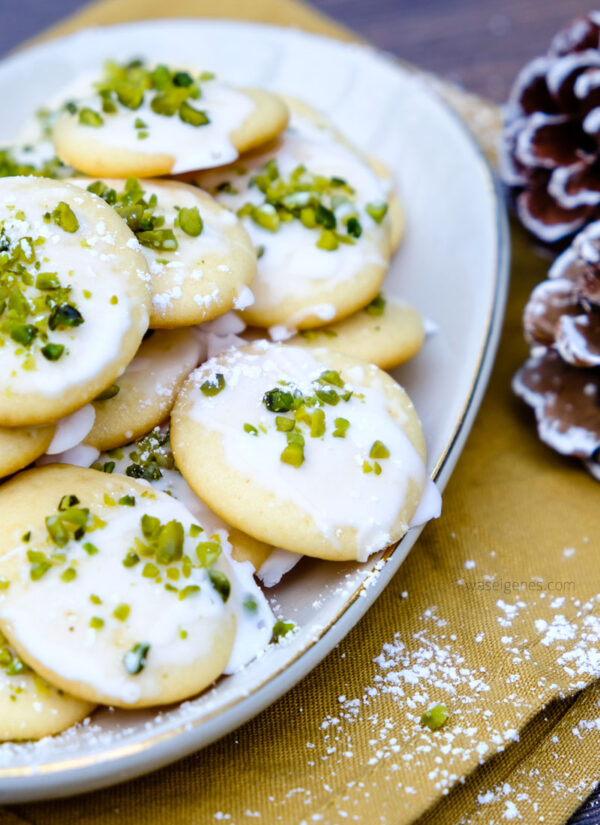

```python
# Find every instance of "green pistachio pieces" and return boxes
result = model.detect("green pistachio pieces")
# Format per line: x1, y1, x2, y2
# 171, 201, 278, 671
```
124, 642, 150, 675
421, 703, 448, 731
177, 206, 203, 237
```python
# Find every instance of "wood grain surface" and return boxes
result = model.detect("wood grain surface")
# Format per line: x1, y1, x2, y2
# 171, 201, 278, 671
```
0, 0, 599, 821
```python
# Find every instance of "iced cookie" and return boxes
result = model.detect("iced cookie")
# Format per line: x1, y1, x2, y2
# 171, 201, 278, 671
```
0, 632, 94, 741
171, 343, 428, 561
0, 177, 151, 427
52, 61, 289, 177
94, 428, 275, 573
0, 424, 55, 480
68, 177, 256, 327
83, 328, 203, 452
195, 102, 393, 330
292, 293, 424, 370
0, 465, 239, 708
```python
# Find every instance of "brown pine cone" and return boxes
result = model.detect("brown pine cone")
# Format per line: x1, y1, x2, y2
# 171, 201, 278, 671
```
513, 221, 600, 475
501, 12, 600, 244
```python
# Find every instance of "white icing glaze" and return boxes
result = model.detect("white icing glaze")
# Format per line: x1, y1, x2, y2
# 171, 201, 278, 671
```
56, 70, 255, 173
257, 549, 303, 588
185, 344, 427, 560
46, 405, 95, 455
408, 478, 441, 528
0, 179, 149, 398
37, 444, 100, 468
94, 438, 276, 673
199, 111, 389, 307
0, 488, 235, 704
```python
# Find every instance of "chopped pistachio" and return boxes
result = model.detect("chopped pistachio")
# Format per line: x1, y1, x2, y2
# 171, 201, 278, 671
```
50, 202, 79, 233
41, 343, 65, 361
275, 416, 295, 432
189, 524, 203, 538
179, 584, 200, 600
208, 569, 231, 602
113, 603, 130, 622
366, 201, 389, 224
83, 542, 99, 556
179, 101, 210, 126
78, 108, 104, 127
310, 408, 326, 438
421, 703, 449, 731
243, 594, 258, 613
95, 384, 120, 402
333, 417, 350, 438
271, 619, 295, 643
196, 540, 221, 567
200, 373, 226, 397
244, 423, 258, 436
369, 440, 390, 460
365, 292, 386, 316
90, 594, 102, 605
118, 495, 136, 507
177, 206, 203, 237
263, 388, 294, 412
122, 551, 140, 568
60, 567, 77, 583
124, 642, 150, 675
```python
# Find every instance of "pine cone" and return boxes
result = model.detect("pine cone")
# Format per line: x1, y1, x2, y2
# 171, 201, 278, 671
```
501, 12, 600, 244
513, 220, 600, 476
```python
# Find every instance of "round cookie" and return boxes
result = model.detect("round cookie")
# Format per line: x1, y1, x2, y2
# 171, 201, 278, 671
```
0, 424, 55, 480
291, 293, 424, 370
171, 342, 428, 562
84, 328, 203, 452
94, 428, 275, 572
195, 101, 393, 330
68, 177, 256, 328
0, 177, 151, 427
0, 466, 237, 708
0, 632, 94, 741
52, 61, 289, 177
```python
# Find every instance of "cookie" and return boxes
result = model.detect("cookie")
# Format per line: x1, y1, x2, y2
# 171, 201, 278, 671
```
194, 100, 393, 330
94, 428, 275, 573
0, 425, 55, 480
171, 343, 428, 562
52, 61, 289, 177
0, 465, 238, 708
68, 177, 256, 328
0, 632, 94, 741
0, 177, 151, 427
291, 293, 424, 369
84, 328, 203, 452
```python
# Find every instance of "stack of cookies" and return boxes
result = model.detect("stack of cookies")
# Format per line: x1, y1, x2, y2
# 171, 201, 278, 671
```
0, 59, 437, 739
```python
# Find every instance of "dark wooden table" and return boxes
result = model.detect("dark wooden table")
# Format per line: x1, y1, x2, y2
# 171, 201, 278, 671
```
1, 0, 599, 821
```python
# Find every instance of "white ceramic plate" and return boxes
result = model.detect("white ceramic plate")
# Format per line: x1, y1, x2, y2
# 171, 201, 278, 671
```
0, 19, 509, 802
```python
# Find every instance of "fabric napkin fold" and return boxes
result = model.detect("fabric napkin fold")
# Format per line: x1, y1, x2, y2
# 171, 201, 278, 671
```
3, 1, 600, 823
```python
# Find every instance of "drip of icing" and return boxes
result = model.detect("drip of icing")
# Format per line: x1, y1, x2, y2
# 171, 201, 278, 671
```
408, 478, 442, 528
46, 405, 96, 455
258, 549, 303, 588
37, 444, 100, 469
223, 558, 274, 674
233, 286, 255, 311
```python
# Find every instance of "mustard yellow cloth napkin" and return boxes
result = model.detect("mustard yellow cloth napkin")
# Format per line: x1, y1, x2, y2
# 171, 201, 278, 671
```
5, 2, 600, 823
